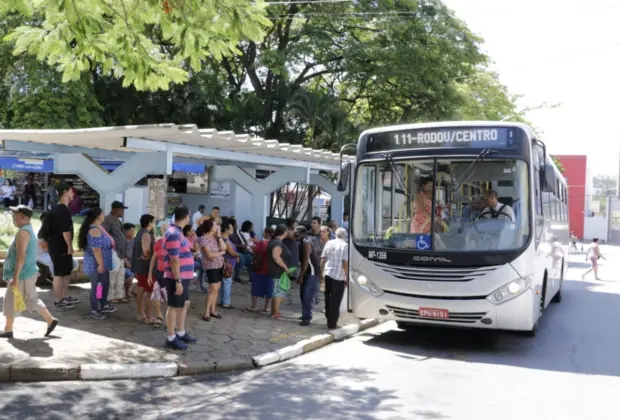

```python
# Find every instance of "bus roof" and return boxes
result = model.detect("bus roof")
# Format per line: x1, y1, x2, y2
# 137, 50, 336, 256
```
359, 120, 536, 139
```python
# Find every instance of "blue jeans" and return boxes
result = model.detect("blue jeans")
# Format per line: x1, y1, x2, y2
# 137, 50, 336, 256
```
300, 274, 320, 321
233, 251, 252, 281
194, 259, 205, 289
219, 277, 233, 306
89, 271, 110, 312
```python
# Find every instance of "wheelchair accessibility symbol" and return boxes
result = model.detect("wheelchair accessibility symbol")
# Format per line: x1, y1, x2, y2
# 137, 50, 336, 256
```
415, 235, 431, 251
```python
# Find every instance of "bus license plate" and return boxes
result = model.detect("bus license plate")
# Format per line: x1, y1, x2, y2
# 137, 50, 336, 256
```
419, 307, 449, 319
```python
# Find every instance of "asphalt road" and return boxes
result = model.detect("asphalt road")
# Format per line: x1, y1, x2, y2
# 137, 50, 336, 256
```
1, 246, 619, 420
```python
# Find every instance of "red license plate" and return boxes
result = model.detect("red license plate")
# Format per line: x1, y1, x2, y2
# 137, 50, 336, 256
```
419, 307, 449, 319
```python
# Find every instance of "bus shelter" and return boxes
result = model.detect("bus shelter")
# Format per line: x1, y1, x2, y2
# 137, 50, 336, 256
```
0, 124, 353, 233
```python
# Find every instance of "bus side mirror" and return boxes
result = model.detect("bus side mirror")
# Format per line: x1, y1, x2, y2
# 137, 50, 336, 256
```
541, 164, 556, 193
337, 162, 351, 192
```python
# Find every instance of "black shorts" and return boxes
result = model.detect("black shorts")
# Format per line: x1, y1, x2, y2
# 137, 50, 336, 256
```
49, 252, 73, 277
164, 278, 190, 309
205, 268, 223, 284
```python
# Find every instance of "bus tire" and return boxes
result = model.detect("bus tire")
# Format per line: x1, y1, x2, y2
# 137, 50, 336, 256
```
552, 261, 564, 303
522, 320, 539, 337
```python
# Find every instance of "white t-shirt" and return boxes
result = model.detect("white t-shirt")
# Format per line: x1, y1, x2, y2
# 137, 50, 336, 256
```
192, 211, 203, 230
480, 202, 516, 222
1, 185, 15, 199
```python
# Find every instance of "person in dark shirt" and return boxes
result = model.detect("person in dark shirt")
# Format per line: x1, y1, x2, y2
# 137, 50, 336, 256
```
268, 224, 293, 319
296, 226, 321, 326
282, 218, 299, 283
43, 182, 79, 309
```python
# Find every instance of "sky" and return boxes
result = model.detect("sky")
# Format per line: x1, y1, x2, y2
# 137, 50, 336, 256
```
443, 0, 620, 177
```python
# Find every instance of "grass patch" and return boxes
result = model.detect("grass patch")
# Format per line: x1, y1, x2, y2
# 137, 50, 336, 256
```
0, 210, 84, 251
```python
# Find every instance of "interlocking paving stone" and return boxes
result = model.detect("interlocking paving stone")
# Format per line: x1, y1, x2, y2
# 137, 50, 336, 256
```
0, 277, 358, 369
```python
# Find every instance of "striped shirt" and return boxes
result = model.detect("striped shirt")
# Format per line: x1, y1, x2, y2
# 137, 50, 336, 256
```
163, 225, 194, 280
321, 238, 348, 281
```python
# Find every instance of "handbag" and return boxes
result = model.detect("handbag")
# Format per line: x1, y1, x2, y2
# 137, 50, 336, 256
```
151, 281, 168, 303
112, 250, 121, 271
223, 259, 234, 278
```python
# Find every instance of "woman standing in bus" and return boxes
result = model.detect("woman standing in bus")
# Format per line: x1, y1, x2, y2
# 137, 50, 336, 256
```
581, 238, 604, 280
411, 177, 434, 234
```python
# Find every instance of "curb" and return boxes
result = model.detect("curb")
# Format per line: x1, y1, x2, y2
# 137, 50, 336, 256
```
0, 318, 380, 382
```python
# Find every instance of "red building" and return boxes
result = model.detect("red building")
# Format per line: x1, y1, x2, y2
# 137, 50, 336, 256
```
553, 155, 587, 238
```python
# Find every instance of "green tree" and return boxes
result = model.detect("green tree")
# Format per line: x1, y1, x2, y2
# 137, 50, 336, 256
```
1, 0, 271, 91
551, 156, 565, 174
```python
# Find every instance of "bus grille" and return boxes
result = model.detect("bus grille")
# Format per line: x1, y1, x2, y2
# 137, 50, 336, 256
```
374, 262, 498, 282
386, 305, 487, 324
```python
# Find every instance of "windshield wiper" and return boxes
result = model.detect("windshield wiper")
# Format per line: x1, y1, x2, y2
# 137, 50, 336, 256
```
381, 153, 412, 200
449, 148, 497, 193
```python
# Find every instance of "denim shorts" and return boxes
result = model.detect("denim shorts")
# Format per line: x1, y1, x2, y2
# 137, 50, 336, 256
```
272, 278, 287, 298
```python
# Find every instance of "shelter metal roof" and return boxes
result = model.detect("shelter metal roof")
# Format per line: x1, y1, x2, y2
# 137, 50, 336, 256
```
0, 124, 353, 171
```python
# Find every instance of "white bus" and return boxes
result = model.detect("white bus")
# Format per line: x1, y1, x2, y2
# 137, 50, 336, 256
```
338, 121, 569, 336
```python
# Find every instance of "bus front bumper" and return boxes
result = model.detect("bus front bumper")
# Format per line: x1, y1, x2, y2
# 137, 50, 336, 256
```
350, 282, 535, 331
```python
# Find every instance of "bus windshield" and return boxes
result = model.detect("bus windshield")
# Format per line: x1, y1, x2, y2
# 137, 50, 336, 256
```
352, 157, 531, 253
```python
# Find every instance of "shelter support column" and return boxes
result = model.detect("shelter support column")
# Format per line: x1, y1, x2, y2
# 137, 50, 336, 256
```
54, 151, 172, 214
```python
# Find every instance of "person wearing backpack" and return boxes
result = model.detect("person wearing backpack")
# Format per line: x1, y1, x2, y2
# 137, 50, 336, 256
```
479, 189, 516, 222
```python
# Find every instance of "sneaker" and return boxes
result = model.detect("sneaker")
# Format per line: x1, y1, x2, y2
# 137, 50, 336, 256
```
89, 311, 106, 320
165, 336, 188, 351
176, 332, 197, 343
65, 296, 80, 304
100, 304, 117, 314
55, 299, 74, 309
299, 320, 310, 326
0, 331, 14, 339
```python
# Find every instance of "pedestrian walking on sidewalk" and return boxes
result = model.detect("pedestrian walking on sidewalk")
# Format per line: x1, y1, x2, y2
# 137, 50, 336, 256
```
246, 226, 274, 313
321, 227, 349, 330
162, 205, 197, 350
78, 208, 117, 320
1, 205, 58, 338
39, 182, 79, 309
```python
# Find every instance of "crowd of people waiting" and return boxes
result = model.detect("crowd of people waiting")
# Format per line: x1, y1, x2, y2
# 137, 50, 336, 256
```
1, 182, 350, 352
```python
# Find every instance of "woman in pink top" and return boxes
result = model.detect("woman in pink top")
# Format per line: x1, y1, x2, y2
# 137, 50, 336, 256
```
196, 219, 226, 321
411, 177, 434, 234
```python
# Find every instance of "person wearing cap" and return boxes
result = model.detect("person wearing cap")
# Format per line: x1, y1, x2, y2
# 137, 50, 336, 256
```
40, 182, 79, 308
102, 201, 130, 304
1, 205, 59, 338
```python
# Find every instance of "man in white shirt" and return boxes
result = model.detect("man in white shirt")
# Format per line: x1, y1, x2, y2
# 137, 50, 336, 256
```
479, 189, 516, 222
192, 205, 205, 230
321, 227, 349, 330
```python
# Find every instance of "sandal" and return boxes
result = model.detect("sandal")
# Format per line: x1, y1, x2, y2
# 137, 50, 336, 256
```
202, 316, 210, 322
137, 315, 147, 323
210, 313, 222, 319
244, 308, 256, 313
149, 317, 162, 327
118, 298, 130, 304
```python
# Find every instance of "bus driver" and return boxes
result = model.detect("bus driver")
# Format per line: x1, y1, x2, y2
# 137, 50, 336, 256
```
479, 189, 515, 222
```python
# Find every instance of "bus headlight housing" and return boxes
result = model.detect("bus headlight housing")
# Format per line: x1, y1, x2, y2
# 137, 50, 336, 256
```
351, 270, 384, 296
486, 276, 532, 305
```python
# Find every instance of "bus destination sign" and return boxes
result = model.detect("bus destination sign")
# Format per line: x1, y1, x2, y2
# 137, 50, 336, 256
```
364, 127, 518, 153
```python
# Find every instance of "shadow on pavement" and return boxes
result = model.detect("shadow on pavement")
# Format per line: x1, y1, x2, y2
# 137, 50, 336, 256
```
362, 278, 620, 378
0, 364, 401, 420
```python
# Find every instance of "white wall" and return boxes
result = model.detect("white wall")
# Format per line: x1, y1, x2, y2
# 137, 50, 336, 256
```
584, 216, 608, 242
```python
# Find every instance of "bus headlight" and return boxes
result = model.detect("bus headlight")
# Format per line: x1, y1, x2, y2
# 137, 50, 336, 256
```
351, 270, 383, 296
486, 276, 532, 305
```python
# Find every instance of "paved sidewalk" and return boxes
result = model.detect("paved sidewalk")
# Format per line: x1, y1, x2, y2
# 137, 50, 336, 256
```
0, 277, 363, 380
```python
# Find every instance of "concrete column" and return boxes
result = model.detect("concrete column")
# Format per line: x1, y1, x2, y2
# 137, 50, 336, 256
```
213, 166, 346, 237
54, 151, 172, 214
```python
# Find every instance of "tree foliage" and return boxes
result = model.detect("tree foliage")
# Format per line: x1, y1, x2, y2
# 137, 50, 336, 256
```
551, 156, 565, 174
1, 0, 272, 90
0, 0, 541, 151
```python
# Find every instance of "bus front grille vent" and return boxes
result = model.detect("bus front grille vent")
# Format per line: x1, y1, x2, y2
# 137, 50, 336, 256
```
374, 262, 499, 282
